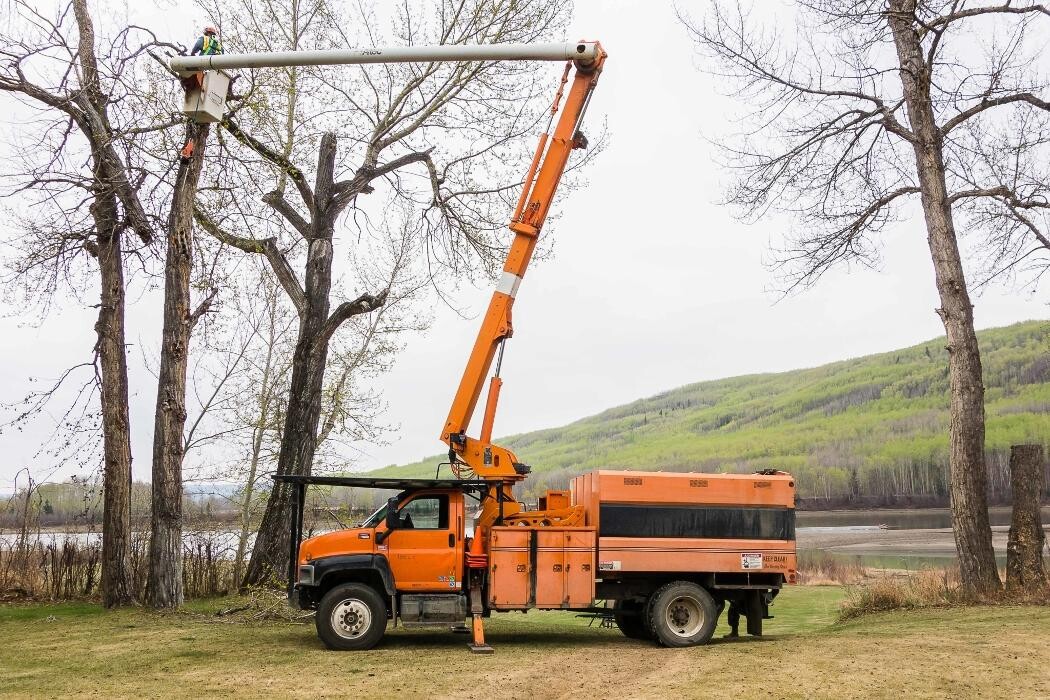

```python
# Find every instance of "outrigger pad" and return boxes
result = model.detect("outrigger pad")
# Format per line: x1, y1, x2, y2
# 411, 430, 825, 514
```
468, 643, 495, 654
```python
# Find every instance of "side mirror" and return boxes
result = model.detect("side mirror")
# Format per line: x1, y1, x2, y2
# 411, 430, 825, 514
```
375, 497, 400, 545
383, 496, 400, 531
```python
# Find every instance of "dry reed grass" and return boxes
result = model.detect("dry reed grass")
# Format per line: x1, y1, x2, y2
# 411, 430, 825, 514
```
839, 568, 965, 619
0, 531, 238, 601
838, 567, 1050, 620
797, 550, 869, 585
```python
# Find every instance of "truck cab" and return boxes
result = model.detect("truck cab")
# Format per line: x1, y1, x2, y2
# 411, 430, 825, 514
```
287, 479, 485, 650
298, 489, 466, 598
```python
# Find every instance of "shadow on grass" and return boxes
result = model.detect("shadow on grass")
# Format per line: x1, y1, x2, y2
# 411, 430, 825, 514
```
266, 622, 787, 653
378, 627, 617, 650
706, 634, 784, 645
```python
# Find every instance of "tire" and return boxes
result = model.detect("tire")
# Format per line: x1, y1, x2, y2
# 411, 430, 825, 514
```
647, 581, 718, 648
613, 598, 653, 640
315, 582, 387, 651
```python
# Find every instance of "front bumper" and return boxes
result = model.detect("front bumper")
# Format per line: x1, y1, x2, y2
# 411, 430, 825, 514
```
288, 584, 319, 610
288, 564, 317, 610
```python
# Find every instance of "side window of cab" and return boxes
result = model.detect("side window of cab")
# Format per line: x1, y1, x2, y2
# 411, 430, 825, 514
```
398, 494, 449, 530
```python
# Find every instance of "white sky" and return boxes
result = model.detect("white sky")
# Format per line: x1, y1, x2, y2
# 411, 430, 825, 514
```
0, 0, 1046, 491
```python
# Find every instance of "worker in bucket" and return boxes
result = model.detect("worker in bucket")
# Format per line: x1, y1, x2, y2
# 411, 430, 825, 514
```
190, 26, 223, 56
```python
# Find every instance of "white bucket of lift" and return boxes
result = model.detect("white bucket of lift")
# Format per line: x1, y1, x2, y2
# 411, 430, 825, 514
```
181, 69, 232, 123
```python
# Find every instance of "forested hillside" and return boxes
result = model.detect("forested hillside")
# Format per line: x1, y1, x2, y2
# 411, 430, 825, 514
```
375, 321, 1050, 505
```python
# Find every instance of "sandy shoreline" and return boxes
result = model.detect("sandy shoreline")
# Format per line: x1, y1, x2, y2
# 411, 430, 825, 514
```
798, 523, 1050, 557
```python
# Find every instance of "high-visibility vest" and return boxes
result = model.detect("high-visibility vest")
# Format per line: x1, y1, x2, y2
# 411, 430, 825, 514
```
201, 35, 222, 55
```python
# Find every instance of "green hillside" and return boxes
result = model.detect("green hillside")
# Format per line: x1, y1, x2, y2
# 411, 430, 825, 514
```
373, 321, 1050, 504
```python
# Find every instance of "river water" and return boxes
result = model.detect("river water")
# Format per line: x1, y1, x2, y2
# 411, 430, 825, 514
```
796, 506, 1050, 568
797, 505, 1050, 530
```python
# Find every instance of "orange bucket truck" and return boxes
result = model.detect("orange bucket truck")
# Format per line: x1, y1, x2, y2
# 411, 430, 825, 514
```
281, 468, 796, 652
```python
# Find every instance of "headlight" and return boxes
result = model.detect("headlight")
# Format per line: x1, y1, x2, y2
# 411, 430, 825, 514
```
298, 564, 315, 586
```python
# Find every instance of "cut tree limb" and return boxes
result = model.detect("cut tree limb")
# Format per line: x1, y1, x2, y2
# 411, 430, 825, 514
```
1006, 444, 1048, 595
318, 290, 390, 346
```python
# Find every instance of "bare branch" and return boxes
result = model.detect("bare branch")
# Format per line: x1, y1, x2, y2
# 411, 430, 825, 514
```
941, 92, 1050, 134
330, 149, 433, 210
189, 287, 219, 329
220, 116, 315, 211
261, 191, 311, 237
924, 3, 1050, 33
193, 207, 308, 315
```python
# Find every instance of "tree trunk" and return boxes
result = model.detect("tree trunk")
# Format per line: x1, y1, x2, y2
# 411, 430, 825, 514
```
887, 1, 1001, 596
93, 193, 135, 608
242, 135, 339, 587
147, 122, 211, 608
1006, 444, 1047, 595
241, 331, 331, 587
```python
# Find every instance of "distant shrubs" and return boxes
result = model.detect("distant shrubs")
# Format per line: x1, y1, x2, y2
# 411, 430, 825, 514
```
0, 536, 101, 600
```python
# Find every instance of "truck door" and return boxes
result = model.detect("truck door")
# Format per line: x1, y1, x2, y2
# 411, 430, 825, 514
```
381, 492, 464, 592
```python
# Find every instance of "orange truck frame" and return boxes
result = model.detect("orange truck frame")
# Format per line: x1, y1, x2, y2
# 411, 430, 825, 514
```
281, 469, 796, 652
276, 42, 797, 652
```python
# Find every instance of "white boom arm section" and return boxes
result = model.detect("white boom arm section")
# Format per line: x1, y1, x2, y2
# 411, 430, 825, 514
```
170, 41, 599, 76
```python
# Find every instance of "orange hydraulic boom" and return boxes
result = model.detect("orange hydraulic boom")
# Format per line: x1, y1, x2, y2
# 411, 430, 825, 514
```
441, 43, 606, 490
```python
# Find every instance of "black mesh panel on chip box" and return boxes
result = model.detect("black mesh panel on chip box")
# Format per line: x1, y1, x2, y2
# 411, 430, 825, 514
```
598, 504, 795, 540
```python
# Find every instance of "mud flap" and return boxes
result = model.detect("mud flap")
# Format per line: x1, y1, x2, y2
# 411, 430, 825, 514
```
745, 590, 764, 636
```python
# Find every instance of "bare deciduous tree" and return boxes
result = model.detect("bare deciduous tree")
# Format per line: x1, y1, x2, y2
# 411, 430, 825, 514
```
684, 0, 1050, 594
174, 265, 297, 585
0, 0, 180, 606
146, 118, 217, 609
222, 273, 295, 584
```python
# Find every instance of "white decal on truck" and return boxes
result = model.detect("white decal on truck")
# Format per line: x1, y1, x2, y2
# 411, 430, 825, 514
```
598, 560, 622, 571
741, 553, 763, 570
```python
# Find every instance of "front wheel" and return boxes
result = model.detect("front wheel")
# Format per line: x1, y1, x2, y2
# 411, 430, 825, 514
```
316, 583, 387, 650
647, 581, 718, 648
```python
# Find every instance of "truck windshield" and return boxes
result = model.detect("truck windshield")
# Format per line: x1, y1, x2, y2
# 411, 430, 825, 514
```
361, 503, 388, 528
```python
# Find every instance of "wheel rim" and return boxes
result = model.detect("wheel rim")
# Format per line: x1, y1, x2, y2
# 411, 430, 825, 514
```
664, 595, 704, 638
331, 598, 372, 639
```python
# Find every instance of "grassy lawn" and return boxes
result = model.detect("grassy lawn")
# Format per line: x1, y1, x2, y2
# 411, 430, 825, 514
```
1, 586, 1047, 699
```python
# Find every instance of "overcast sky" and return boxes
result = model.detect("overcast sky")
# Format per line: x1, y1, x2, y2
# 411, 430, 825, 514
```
0, 0, 1046, 491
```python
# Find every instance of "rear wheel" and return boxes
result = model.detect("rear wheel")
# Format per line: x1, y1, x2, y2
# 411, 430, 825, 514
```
647, 581, 718, 648
316, 583, 387, 651
613, 598, 652, 640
